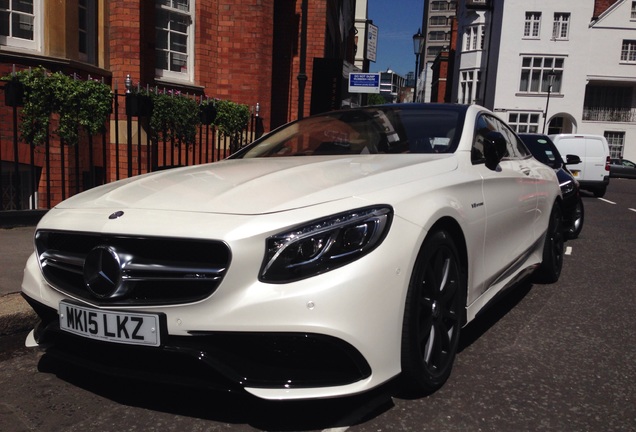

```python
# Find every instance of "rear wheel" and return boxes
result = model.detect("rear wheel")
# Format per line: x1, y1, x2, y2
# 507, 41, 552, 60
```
533, 203, 564, 284
400, 230, 465, 395
593, 185, 606, 198
566, 197, 584, 239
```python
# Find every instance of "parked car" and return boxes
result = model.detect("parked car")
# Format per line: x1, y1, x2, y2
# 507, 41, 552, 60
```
22, 104, 564, 401
549, 134, 611, 197
610, 158, 636, 179
519, 133, 584, 239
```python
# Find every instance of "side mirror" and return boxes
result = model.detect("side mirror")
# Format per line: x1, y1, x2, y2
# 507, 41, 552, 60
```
565, 154, 581, 165
483, 131, 507, 170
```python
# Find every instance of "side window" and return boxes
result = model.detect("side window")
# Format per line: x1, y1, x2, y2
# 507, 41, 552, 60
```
473, 114, 530, 164
487, 115, 530, 159
472, 115, 496, 164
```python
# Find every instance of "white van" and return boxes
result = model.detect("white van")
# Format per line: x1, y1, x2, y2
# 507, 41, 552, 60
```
549, 134, 611, 197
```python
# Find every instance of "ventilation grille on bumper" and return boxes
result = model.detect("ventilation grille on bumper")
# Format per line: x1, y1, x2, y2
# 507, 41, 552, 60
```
35, 230, 230, 306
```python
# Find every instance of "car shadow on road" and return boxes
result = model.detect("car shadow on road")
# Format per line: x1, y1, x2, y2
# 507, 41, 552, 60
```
34, 280, 535, 430
458, 279, 533, 353
37, 352, 397, 430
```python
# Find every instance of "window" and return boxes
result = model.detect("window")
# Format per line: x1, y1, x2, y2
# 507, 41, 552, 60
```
604, 131, 625, 159
631, 2, 636, 19
519, 56, 564, 93
429, 31, 448, 41
78, 0, 96, 64
552, 13, 569, 40
459, 70, 481, 105
524, 12, 541, 38
430, 16, 447, 26
464, 25, 484, 51
508, 112, 540, 133
472, 114, 530, 165
0, 0, 40, 50
621, 40, 636, 62
431, 1, 448, 11
156, 0, 194, 81
427, 45, 442, 58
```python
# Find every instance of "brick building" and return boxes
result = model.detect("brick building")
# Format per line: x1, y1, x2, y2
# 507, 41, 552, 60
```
1, 0, 358, 211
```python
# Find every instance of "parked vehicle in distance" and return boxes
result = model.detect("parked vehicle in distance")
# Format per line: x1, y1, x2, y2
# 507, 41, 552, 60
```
610, 158, 636, 179
21, 104, 564, 401
519, 133, 584, 239
549, 134, 610, 197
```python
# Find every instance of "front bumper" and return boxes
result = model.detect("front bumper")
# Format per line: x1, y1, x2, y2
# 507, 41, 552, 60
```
24, 294, 372, 396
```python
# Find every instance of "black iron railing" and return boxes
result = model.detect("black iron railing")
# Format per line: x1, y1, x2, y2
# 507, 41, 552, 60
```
0, 86, 264, 213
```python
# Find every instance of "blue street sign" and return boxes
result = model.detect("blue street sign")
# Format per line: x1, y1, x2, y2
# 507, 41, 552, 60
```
348, 73, 381, 93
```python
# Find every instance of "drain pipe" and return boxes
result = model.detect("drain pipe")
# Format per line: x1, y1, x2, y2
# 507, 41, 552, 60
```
297, 0, 308, 120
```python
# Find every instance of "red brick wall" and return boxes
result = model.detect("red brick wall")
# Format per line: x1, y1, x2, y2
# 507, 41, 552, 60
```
593, 0, 620, 19
2, 0, 349, 209
210, 0, 274, 123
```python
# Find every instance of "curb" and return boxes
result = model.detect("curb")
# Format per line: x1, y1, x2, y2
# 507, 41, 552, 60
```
0, 293, 38, 336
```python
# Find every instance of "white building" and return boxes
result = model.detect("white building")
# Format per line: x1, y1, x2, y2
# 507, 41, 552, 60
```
453, 0, 636, 160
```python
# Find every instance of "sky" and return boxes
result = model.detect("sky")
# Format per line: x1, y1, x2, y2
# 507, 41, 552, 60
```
367, 0, 426, 77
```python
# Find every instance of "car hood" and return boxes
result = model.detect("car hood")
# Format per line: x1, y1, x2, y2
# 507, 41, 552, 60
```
56, 155, 457, 215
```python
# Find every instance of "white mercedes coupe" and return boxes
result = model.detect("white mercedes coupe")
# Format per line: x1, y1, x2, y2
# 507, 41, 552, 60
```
22, 103, 564, 401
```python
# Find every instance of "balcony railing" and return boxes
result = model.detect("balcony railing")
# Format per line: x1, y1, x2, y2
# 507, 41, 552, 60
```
582, 107, 636, 123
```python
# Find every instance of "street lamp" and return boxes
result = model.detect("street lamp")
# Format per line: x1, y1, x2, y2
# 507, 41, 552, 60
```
542, 69, 557, 133
412, 28, 425, 103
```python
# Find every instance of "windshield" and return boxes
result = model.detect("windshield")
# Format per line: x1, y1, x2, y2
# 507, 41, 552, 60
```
234, 106, 465, 158
519, 134, 563, 169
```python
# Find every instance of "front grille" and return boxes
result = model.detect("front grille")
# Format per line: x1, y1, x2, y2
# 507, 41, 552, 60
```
35, 230, 231, 306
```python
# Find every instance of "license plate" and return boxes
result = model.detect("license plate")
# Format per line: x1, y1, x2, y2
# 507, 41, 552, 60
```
59, 301, 160, 347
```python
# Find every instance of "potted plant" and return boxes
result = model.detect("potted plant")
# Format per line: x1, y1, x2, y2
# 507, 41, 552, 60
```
198, 98, 217, 125
2, 67, 112, 146
214, 99, 251, 152
3, 76, 25, 107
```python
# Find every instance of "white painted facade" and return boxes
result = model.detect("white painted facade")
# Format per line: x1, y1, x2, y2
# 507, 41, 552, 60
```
453, 0, 636, 160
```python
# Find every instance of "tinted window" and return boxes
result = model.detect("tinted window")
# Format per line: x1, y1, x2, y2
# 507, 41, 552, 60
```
519, 134, 562, 169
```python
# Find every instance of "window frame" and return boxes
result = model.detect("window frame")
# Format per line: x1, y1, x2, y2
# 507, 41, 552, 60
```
0, 0, 42, 51
464, 25, 484, 52
155, 0, 195, 83
604, 131, 625, 159
518, 56, 564, 94
620, 40, 636, 63
507, 112, 541, 134
430, 16, 448, 27
459, 69, 481, 105
523, 12, 541, 39
78, 0, 97, 64
552, 12, 570, 40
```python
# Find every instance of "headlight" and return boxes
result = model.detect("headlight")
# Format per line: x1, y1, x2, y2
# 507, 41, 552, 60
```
559, 179, 575, 195
260, 206, 393, 283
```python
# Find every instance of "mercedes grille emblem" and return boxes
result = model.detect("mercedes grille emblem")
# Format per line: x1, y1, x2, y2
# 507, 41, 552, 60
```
83, 246, 128, 299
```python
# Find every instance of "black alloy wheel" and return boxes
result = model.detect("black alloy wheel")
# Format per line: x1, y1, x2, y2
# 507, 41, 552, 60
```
533, 203, 564, 284
566, 197, 584, 239
400, 230, 465, 395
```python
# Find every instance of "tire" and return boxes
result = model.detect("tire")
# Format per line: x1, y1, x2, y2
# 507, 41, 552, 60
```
593, 185, 606, 198
400, 230, 465, 396
533, 203, 564, 284
566, 197, 584, 239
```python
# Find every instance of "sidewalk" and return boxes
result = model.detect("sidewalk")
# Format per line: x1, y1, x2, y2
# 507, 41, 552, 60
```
0, 226, 39, 336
